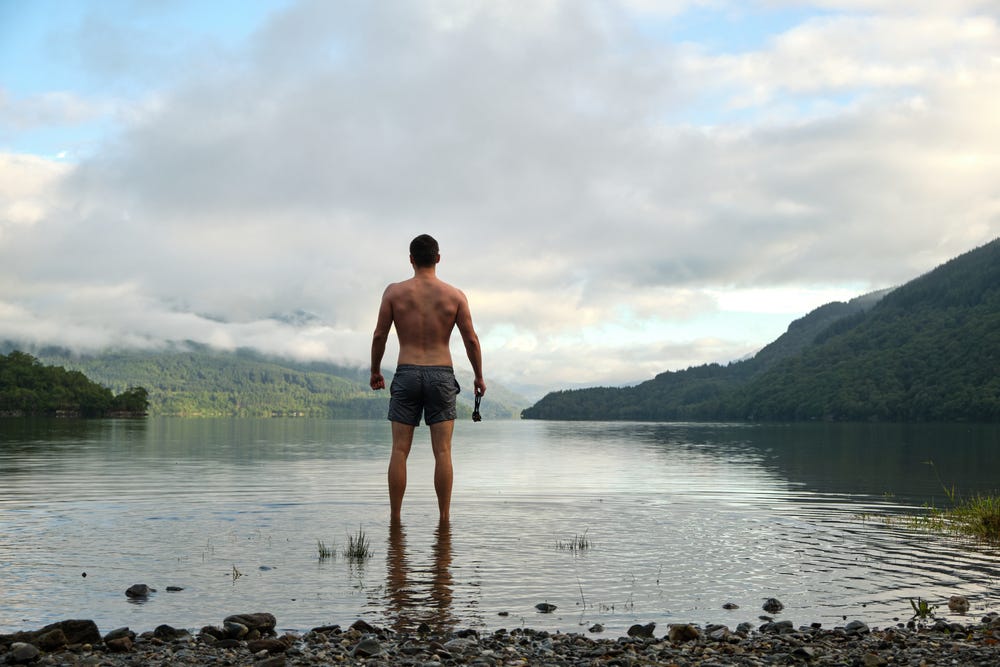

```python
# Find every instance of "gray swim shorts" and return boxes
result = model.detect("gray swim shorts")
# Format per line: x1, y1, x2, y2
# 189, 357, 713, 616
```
387, 365, 461, 426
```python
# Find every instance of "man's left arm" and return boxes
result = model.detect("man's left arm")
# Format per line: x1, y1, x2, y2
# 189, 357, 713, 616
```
370, 287, 394, 390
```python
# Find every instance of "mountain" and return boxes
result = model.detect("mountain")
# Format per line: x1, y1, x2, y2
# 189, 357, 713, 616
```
0, 343, 528, 419
523, 238, 1000, 422
741, 239, 1000, 421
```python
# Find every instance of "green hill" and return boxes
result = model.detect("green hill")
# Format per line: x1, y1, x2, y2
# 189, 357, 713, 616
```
523, 238, 1000, 422
8, 345, 526, 419
0, 351, 148, 417
741, 239, 1000, 421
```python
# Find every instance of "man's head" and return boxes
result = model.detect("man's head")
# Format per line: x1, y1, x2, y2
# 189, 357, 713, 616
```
409, 234, 440, 268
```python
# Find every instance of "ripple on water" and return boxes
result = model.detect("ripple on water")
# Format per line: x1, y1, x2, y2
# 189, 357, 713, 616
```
1, 418, 999, 635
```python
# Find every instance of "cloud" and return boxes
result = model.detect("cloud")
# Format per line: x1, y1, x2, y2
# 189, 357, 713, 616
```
2, 0, 999, 394
0, 152, 71, 227
0, 89, 108, 131
681, 12, 997, 103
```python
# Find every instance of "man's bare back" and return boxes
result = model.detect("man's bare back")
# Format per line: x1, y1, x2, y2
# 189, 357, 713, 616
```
376, 275, 473, 368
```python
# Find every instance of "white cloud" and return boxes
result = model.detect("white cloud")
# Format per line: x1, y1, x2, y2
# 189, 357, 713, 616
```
0, 153, 71, 228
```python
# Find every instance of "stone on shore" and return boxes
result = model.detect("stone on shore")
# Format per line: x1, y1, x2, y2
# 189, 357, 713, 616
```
153, 624, 189, 640
7, 642, 40, 665
667, 623, 700, 642
33, 628, 67, 651
0, 619, 101, 652
247, 636, 293, 655
348, 619, 378, 635
223, 613, 277, 635
5, 610, 1000, 666
626, 622, 655, 638
105, 636, 134, 652
846, 619, 871, 635
103, 627, 135, 643
223, 620, 249, 639
350, 636, 382, 657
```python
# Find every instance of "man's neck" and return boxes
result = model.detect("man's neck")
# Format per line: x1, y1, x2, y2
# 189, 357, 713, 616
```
412, 265, 437, 279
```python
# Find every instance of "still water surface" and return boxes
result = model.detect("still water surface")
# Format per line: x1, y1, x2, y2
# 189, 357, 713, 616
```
1, 418, 999, 636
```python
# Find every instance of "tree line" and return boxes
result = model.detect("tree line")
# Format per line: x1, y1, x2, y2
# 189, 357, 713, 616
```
28, 347, 384, 418
0, 351, 149, 417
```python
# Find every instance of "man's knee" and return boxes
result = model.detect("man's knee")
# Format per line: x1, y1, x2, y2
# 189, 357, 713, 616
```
429, 421, 454, 454
391, 422, 415, 454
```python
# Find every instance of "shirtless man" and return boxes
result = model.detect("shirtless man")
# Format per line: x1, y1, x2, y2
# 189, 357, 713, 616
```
370, 234, 486, 523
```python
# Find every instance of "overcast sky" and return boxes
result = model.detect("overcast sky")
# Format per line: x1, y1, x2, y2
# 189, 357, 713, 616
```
1, 0, 998, 398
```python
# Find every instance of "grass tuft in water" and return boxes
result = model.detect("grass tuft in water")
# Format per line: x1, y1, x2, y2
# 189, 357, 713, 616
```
931, 493, 1000, 542
556, 530, 592, 552
918, 461, 1000, 542
317, 539, 335, 560
910, 597, 936, 620
343, 527, 373, 562
866, 461, 1000, 544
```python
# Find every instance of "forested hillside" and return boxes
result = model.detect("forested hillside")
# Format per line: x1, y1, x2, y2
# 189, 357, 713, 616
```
0, 351, 148, 417
523, 238, 1000, 422
741, 238, 1000, 421
9, 346, 525, 419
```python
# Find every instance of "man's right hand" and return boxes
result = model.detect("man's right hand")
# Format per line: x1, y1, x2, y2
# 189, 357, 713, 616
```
474, 377, 486, 397
370, 372, 385, 390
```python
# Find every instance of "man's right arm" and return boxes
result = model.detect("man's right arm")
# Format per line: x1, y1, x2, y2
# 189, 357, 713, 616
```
370, 286, 394, 390
455, 291, 485, 396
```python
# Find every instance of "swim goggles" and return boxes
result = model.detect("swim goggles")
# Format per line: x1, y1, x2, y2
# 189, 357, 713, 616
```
472, 393, 482, 422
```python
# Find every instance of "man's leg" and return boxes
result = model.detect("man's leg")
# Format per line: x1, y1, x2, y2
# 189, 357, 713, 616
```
388, 421, 415, 522
429, 419, 455, 521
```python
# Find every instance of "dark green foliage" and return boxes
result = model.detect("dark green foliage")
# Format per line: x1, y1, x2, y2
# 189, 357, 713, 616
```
30, 347, 385, 418
17, 346, 526, 418
111, 386, 149, 414
0, 351, 148, 417
524, 238, 1000, 423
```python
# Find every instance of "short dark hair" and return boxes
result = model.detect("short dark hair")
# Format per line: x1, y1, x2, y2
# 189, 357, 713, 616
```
409, 234, 439, 267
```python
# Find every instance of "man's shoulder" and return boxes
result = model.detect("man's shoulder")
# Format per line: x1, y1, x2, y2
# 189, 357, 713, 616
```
384, 278, 415, 293
436, 279, 467, 302
385, 276, 465, 304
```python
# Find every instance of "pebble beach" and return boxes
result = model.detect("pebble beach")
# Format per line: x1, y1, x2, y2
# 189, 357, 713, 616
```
4, 609, 1000, 666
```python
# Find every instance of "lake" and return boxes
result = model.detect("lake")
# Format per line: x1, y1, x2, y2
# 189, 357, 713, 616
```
1, 418, 999, 637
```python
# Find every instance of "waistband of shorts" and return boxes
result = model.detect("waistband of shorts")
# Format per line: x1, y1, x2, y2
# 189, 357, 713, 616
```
395, 364, 454, 372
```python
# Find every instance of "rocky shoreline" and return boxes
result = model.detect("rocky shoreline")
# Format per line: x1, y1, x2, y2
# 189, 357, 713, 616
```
4, 609, 1000, 667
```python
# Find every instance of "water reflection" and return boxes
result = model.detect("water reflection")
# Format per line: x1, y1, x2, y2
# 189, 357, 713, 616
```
383, 520, 455, 633
603, 421, 1000, 505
